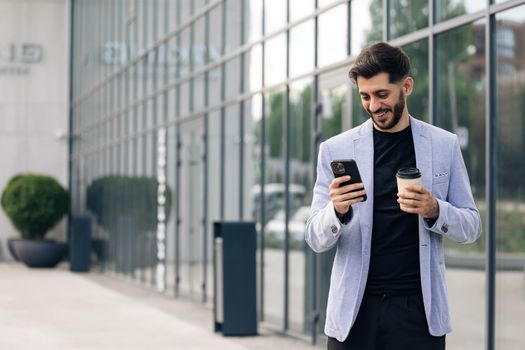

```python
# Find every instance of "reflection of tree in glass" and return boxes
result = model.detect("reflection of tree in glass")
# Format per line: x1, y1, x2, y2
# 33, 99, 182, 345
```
268, 92, 285, 158
389, 0, 428, 38
402, 40, 429, 122
321, 93, 345, 140
290, 86, 312, 162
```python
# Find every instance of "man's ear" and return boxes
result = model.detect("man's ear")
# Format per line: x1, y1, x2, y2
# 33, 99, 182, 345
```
403, 76, 414, 96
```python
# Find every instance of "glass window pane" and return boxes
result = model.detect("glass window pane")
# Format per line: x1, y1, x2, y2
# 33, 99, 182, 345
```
390, 0, 428, 39
290, 0, 314, 22
434, 0, 485, 23
179, 81, 190, 117
193, 17, 206, 70
206, 110, 222, 299
265, 33, 286, 86
401, 39, 429, 122
248, 44, 263, 92
209, 66, 222, 106
495, 6, 525, 349
224, 105, 241, 219
225, 0, 242, 52
179, 28, 191, 76
318, 0, 339, 7
265, 0, 287, 34
225, 57, 241, 100
435, 20, 486, 350
263, 88, 286, 327
179, 119, 205, 298
193, 74, 205, 111
247, 0, 263, 42
208, 4, 223, 58
289, 20, 314, 78
246, 94, 263, 222
318, 4, 348, 67
288, 79, 313, 335
351, 0, 382, 56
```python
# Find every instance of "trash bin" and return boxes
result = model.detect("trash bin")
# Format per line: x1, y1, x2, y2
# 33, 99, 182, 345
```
213, 221, 257, 336
69, 216, 92, 272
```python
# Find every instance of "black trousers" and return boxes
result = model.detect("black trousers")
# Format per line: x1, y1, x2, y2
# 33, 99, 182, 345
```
327, 293, 446, 350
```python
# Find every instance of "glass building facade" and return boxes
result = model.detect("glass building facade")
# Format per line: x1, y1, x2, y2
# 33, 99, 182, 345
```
70, 1, 525, 348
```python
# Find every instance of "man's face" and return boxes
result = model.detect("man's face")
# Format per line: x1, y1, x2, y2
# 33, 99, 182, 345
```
356, 72, 412, 132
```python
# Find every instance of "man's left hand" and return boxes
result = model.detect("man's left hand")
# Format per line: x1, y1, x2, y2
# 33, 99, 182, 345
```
397, 185, 439, 219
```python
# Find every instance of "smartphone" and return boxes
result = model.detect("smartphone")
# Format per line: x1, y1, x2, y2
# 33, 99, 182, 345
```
330, 159, 367, 202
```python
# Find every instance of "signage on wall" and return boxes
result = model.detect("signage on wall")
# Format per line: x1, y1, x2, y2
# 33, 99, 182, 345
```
102, 41, 221, 79
0, 43, 43, 76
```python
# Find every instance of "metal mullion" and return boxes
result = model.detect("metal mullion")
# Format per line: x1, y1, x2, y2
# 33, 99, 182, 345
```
219, 2, 226, 220
283, 0, 291, 333
312, 0, 320, 343
174, 0, 182, 297
383, 0, 389, 41
260, 0, 266, 323
67, 0, 76, 246
485, 9, 496, 350
489, 0, 525, 15
202, 2, 210, 305
162, 0, 171, 297
139, 0, 149, 285
239, 0, 246, 221
428, 0, 434, 125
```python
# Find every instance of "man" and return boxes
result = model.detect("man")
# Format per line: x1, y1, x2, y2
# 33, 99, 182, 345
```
305, 42, 481, 350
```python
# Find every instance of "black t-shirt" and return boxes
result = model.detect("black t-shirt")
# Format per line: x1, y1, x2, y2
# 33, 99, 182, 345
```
365, 125, 421, 295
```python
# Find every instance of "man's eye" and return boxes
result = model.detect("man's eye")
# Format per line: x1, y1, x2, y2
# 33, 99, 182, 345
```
361, 96, 370, 101
378, 94, 388, 99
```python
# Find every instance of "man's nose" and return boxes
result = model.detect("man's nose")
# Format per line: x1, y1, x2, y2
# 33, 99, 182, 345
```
369, 97, 381, 113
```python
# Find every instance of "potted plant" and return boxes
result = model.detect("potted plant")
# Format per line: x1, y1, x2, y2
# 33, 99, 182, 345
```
1, 174, 69, 268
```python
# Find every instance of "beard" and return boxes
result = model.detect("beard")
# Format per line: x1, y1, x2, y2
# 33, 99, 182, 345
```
367, 90, 405, 130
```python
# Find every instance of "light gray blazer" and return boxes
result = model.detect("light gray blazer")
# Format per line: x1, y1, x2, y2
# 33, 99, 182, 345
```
305, 117, 482, 341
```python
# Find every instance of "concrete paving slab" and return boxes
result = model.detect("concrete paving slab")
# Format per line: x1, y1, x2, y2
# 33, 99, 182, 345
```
0, 263, 316, 350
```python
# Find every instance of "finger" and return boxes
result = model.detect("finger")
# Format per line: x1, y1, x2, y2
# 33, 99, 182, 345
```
339, 182, 365, 194
399, 205, 421, 214
404, 184, 429, 194
398, 191, 421, 201
330, 176, 351, 189
335, 189, 367, 202
398, 197, 421, 208
337, 196, 364, 208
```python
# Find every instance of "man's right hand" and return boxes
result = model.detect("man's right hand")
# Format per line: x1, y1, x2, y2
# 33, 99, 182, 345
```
329, 176, 366, 215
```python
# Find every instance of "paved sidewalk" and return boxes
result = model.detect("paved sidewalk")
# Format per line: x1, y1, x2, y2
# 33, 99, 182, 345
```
0, 263, 318, 350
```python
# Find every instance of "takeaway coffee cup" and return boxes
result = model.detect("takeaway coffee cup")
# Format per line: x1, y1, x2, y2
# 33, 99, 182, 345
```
396, 167, 422, 193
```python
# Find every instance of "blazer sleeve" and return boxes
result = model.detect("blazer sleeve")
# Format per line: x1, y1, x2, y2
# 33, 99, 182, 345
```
424, 136, 482, 243
305, 142, 352, 253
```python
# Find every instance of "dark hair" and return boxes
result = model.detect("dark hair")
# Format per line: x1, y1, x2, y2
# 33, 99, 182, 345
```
349, 42, 411, 84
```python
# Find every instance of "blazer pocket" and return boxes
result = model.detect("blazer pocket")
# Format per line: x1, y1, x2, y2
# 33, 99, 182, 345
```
433, 172, 449, 185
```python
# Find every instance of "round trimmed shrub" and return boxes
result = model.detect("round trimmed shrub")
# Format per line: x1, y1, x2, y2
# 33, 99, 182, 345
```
86, 175, 171, 233
1, 174, 69, 240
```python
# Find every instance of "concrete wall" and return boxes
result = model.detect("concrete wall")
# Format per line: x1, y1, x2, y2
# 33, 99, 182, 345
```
0, 0, 69, 259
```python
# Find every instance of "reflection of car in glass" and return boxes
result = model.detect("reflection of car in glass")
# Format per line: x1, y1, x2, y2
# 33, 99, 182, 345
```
251, 183, 306, 226
265, 205, 311, 242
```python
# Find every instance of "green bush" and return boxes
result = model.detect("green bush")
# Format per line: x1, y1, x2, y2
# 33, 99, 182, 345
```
1, 174, 69, 240
86, 175, 172, 233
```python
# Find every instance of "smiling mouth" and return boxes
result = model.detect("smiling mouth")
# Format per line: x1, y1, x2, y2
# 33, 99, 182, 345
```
374, 110, 389, 120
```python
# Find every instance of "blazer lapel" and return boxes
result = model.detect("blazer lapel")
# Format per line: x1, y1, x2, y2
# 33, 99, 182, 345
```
410, 117, 432, 244
411, 117, 432, 197
353, 120, 374, 252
